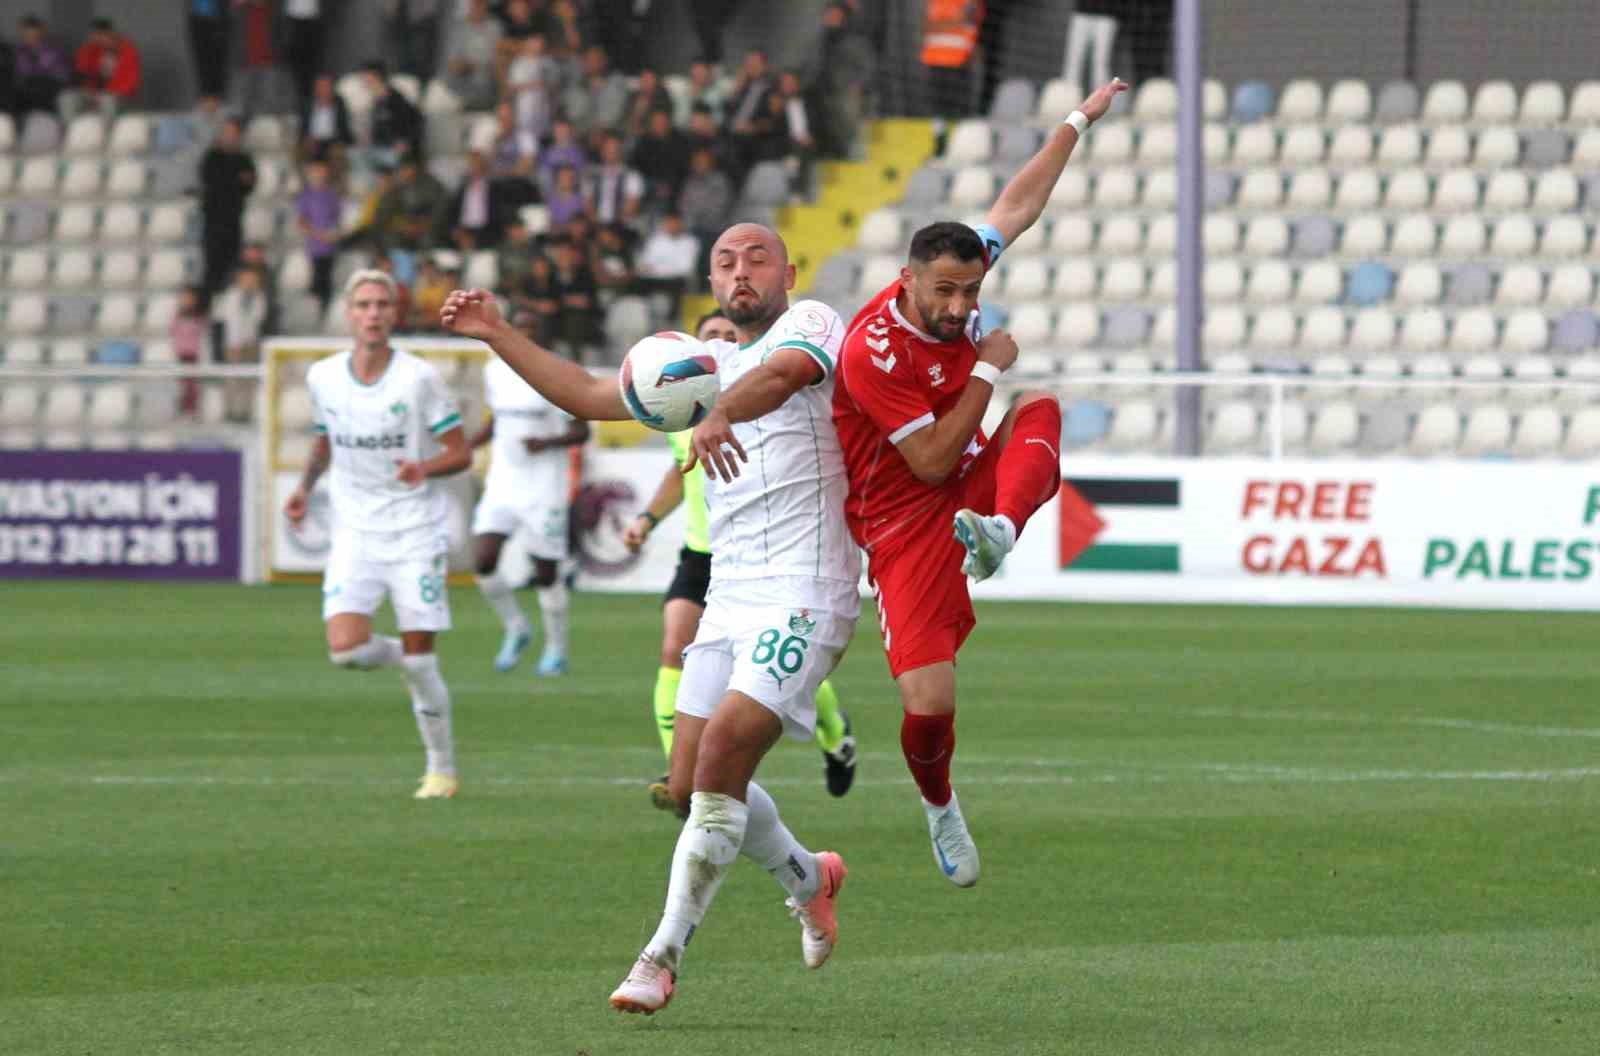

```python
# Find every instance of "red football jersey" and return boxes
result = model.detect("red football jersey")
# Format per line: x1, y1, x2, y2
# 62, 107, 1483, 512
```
832, 279, 989, 551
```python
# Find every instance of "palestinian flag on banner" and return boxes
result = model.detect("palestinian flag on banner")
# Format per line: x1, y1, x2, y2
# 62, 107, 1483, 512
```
1058, 477, 1182, 573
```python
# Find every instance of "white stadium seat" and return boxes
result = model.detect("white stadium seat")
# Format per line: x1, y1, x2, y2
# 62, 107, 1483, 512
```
1246, 261, 1293, 305
8, 248, 49, 288
1141, 168, 1176, 209
1295, 261, 1343, 305
42, 385, 86, 428
1458, 355, 1506, 404
1424, 125, 1471, 168
1433, 169, 1479, 212
1208, 401, 1260, 451
1300, 307, 1346, 352
1449, 308, 1498, 355
1092, 166, 1139, 208
1050, 213, 1095, 256
1287, 168, 1332, 210
1349, 308, 1397, 354
1569, 81, 1600, 125
1394, 262, 1443, 305
1203, 79, 1227, 120
1137, 123, 1177, 163
1508, 354, 1557, 407
1144, 214, 1176, 255
1340, 215, 1387, 256
18, 157, 58, 194
54, 204, 97, 242
87, 385, 135, 429
1410, 404, 1462, 456
856, 255, 902, 297
1502, 310, 1549, 354
1439, 215, 1487, 257
1036, 78, 1082, 121
1044, 167, 1090, 211
1489, 214, 1537, 257
1249, 306, 1297, 351
1134, 78, 1178, 120
146, 250, 189, 289
1100, 259, 1147, 302
1231, 125, 1277, 165
1236, 168, 1283, 209
96, 295, 140, 336
1098, 215, 1144, 255
1001, 258, 1050, 300
245, 115, 290, 154
1545, 265, 1594, 308
1278, 79, 1324, 123
1400, 308, 1447, 353
1203, 259, 1244, 302
1472, 80, 1518, 124
100, 203, 143, 243
1148, 259, 1177, 300
60, 160, 101, 198
1376, 124, 1422, 166
1483, 170, 1530, 211
1326, 79, 1372, 123
947, 166, 995, 208
1383, 167, 1430, 210
1106, 401, 1159, 451
1473, 125, 1521, 167
0, 384, 40, 424
857, 209, 903, 254
147, 203, 193, 243
1243, 215, 1289, 257
108, 114, 150, 156
1150, 306, 1176, 349
1281, 126, 1325, 166
1520, 81, 1566, 126
54, 249, 96, 287
51, 339, 88, 366
1573, 129, 1600, 167
1056, 303, 1101, 347
1333, 168, 1380, 210
1538, 216, 1588, 258
1328, 126, 1374, 165
1308, 355, 1353, 404
1052, 258, 1097, 300
1422, 80, 1469, 125
106, 159, 147, 198
1390, 214, 1437, 257
1008, 303, 1054, 346
1494, 263, 1544, 307
1358, 355, 1405, 402
99, 250, 141, 289
1567, 409, 1600, 458
1511, 406, 1563, 456
1532, 169, 1579, 211
1202, 214, 1238, 255
1309, 402, 1359, 454
1088, 123, 1134, 164
63, 114, 106, 155
1460, 405, 1512, 455
1202, 306, 1247, 350
4, 294, 48, 334
946, 121, 993, 165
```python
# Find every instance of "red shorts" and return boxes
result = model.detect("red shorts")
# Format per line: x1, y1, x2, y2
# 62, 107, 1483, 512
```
866, 439, 1002, 679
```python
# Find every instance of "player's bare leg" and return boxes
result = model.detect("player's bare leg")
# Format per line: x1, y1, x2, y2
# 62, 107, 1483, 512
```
898, 661, 979, 887
954, 391, 1063, 582
473, 532, 532, 672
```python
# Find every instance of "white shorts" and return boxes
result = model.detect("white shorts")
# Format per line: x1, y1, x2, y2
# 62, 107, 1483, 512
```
471, 494, 570, 561
676, 577, 858, 741
322, 531, 452, 632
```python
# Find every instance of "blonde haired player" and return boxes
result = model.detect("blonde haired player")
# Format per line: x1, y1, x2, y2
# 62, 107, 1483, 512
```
443, 222, 856, 1016
284, 270, 471, 799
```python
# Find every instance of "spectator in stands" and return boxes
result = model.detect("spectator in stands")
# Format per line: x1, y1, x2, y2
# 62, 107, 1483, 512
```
623, 67, 672, 139
777, 71, 815, 155
496, 215, 536, 292
373, 156, 448, 251
537, 116, 588, 195
547, 237, 601, 362
634, 212, 698, 320
0, 34, 13, 115
67, 17, 141, 120
512, 250, 561, 342
494, 0, 551, 79
363, 62, 425, 168
547, 0, 584, 57
200, 117, 257, 292
212, 265, 269, 419
725, 49, 773, 137
673, 60, 727, 126
630, 107, 691, 212
921, 0, 982, 117
299, 73, 353, 168
186, 1, 230, 113
296, 159, 343, 311
170, 285, 211, 416
562, 45, 629, 139
232, 0, 283, 121
590, 222, 636, 296
677, 146, 734, 252
505, 34, 559, 141
409, 256, 455, 332
446, 150, 507, 251
385, 0, 441, 85
584, 131, 645, 227
488, 99, 540, 212
683, 104, 731, 171
281, 0, 324, 111
808, 1, 874, 158
544, 164, 587, 228
442, 0, 501, 110
12, 17, 70, 120
373, 252, 415, 321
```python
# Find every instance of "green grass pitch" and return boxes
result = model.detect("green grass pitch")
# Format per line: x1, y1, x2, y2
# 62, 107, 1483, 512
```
4, 582, 1599, 1055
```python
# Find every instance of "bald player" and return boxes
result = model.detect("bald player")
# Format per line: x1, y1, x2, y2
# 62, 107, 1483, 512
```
443, 223, 859, 1015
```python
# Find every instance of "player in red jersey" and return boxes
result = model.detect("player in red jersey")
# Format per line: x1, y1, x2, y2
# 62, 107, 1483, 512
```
833, 77, 1128, 887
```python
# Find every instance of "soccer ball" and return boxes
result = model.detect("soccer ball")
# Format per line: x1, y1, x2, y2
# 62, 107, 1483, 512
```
618, 332, 720, 432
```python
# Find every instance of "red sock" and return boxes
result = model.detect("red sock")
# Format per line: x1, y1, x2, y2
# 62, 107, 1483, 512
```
994, 399, 1063, 536
901, 710, 955, 806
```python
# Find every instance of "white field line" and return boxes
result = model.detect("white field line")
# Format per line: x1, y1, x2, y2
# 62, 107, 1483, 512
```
1187, 707, 1600, 740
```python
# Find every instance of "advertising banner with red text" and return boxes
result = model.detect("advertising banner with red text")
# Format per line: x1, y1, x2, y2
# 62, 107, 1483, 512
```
970, 457, 1600, 611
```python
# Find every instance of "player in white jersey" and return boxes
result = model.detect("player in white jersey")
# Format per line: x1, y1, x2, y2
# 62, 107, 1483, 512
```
469, 357, 590, 676
284, 270, 471, 800
442, 223, 857, 1015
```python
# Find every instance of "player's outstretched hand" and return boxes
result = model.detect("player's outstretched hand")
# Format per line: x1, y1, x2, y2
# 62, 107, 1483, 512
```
977, 328, 1019, 372
395, 460, 426, 487
440, 288, 504, 339
622, 514, 652, 554
1079, 77, 1130, 123
283, 486, 308, 525
685, 407, 747, 483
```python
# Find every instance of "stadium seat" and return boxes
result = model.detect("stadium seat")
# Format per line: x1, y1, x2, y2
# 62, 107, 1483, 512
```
243, 204, 279, 243
1433, 169, 1479, 212
1246, 262, 1293, 306
1207, 401, 1260, 452
1552, 310, 1599, 354
1439, 215, 1487, 257
1309, 402, 1359, 453
1348, 308, 1396, 355
51, 249, 97, 288
1204, 259, 1244, 302
63, 114, 106, 155
1521, 129, 1568, 168
4, 338, 44, 366
1203, 169, 1236, 209
1471, 80, 1518, 125
18, 157, 57, 195
1106, 401, 1158, 451
1459, 404, 1512, 455
105, 159, 148, 199
1231, 124, 1277, 165
946, 120, 992, 165
1424, 125, 1471, 168
1199, 214, 1237, 256
1382, 168, 1429, 209
1236, 168, 1283, 209
990, 78, 1037, 123
53, 204, 97, 243
1052, 258, 1097, 301
1281, 126, 1325, 166
1510, 406, 1563, 456
1056, 303, 1101, 346
146, 202, 194, 244
1133, 78, 1178, 121
1231, 81, 1274, 123
1334, 168, 1380, 210
1538, 215, 1588, 258
1502, 310, 1549, 355
1103, 308, 1150, 349
1288, 168, 1332, 210
60, 160, 101, 198
41, 385, 86, 429
146, 250, 189, 289
1567, 409, 1600, 458
100, 250, 143, 289
1326, 79, 1372, 124
1422, 80, 1469, 125
1148, 306, 1176, 349
8, 248, 50, 289
1571, 130, 1600, 169
1277, 79, 1323, 123
1148, 259, 1177, 300
107, 114, 150, 157
1520, 80, 1566, 126
143, 341, 177, 366
1008, 303, 1054, 347
1483, 169, 1530, 211
1001, 258, 1051, 300
1049, 216, 1095, 259
1340, 215, 1387, 257
1473, 125, 1521, 167
1558, 357, 1600, 411
87, 385, 135, 430
1140, 168, 1176, 209
1346, 262, 1393, 306
1295, 260, 1343, 305
4, 294, 48, 335
96, 295, 140, 336
0, 383, 40, 425
1446, 264, 1493, 307
1394, 261, 1443, 305
1328, 126, 1374, 165
1375, 81, 1419, 124
1095, 215, 1142, 255
244, 115, 289, 154
1203, 306, 1247, 350
1508, 354, 1558, 407
1545, 264, 1594, 308
1301, 308, 1346, 353
1249, 306, 1297, 352
1449, 309, 1498, 357
1357, 355, 1405, 402
99, 203, 142, 244
1242, 215, 1289, 258
1492, 263, 1542, 307
50, 339, 88, 366
1092, 166, 1139, 208
1202, 78, 1227, 120
1375, 124, 1422, 166
1533, 168, 1579, 210
0, 113, 12, 154
1400, 308, 1447, 353
946, 166, 995, 209
1041, 166, 1089, 213
1569, 80, 1600, 124
1410, 404, 1462, 455
856, 255, 902, 298
1488, 214, 1537, 256
1138, 214, 1173, 256
1088, 123, 1134, 165
1099, 259, 1146, 302
1137, 123, 1177, 164
1034, 78, 1081, 121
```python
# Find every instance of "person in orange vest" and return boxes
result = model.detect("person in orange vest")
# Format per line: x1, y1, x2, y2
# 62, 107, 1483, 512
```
922, 0, 984, 118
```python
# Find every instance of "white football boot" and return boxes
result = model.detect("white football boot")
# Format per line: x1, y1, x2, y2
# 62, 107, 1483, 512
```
923, 791, 980, 888
952, 509, 1016, 582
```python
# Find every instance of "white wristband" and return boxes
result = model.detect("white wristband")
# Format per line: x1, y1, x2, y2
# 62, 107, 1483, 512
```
1064, 110, 1090, 135
970, 361, 1004, 387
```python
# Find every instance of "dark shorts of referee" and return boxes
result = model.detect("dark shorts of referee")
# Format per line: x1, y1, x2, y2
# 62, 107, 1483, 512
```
663, 546, 712, 608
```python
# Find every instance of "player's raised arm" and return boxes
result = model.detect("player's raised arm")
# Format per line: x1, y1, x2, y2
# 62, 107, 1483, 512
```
685, 346, 822, 482
984, 77, 1128, 246
440, 288, 631, 421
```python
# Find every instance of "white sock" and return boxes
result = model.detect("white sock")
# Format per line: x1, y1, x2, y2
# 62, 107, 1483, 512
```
993, 514, 1018, 547
742, 780, 820, 903
475, 573, 529, 635
401, 653, 455, 776
329, 634, 403, 670
536, 581, 569, 657
644, 791, 748, 973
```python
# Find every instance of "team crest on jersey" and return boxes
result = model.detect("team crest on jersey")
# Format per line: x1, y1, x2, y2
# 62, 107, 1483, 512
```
388, 400, 408, 418
928, 363, 946, 387
788, 610, 816, 637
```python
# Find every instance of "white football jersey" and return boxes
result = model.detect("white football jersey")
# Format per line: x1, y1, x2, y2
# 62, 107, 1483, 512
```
482, 358, 573, 501
308, 349, 461, 547
702, 299, 860, 589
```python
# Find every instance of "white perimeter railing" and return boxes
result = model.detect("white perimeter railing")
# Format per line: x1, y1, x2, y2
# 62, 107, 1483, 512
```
4, 363, 1600, 462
